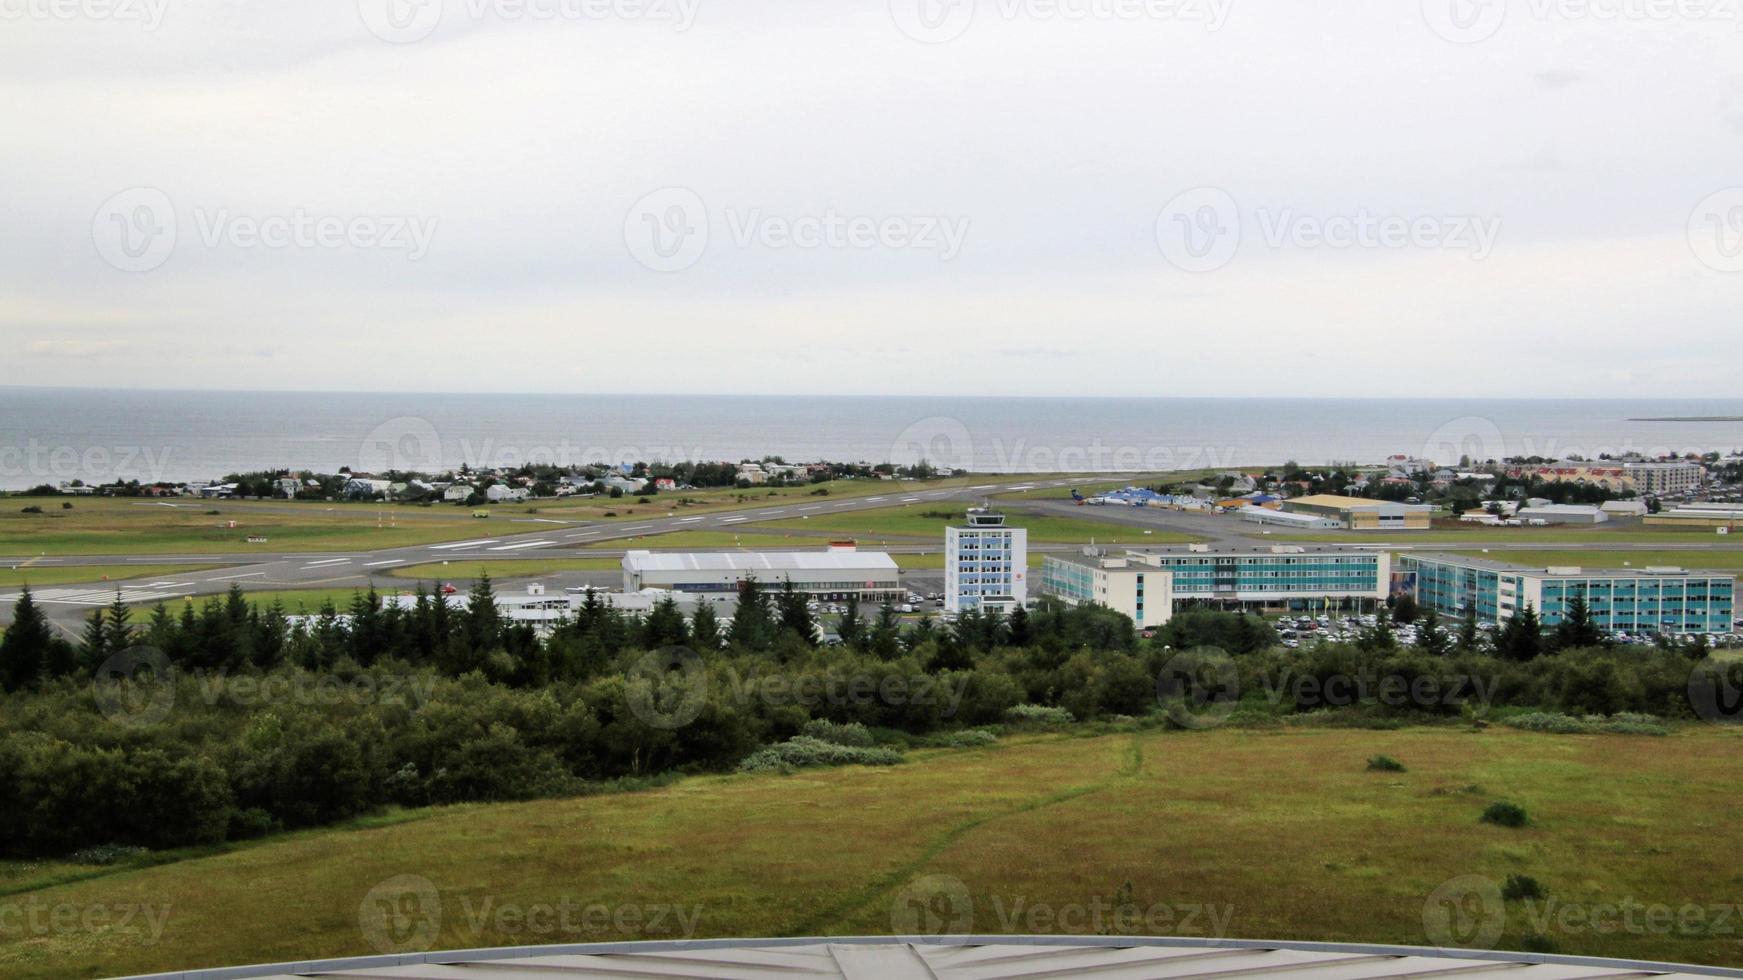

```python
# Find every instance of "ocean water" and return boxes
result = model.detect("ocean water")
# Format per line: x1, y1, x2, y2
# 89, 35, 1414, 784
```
1, 387, 1740, 489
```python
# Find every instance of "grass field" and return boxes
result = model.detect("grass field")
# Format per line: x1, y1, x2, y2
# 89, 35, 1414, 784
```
1273, 523, 1740, 546
0, 564, 215, 589
759, 504, 1199, 545
0, 499, 516, 556
6, 725, 1743, 978
1446, 550, 1743, 572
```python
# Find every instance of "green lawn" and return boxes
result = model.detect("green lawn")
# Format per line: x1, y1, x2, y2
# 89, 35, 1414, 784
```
760, 503, 1199, 545
1446, 550, 1743, 572
0, 499, 525, 556
1273, 523, 1738, 546
0, 564, 216, 589
6, 726, 1743, 978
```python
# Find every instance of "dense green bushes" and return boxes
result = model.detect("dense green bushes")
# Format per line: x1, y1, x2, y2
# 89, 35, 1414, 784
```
0, 586, 1724, 858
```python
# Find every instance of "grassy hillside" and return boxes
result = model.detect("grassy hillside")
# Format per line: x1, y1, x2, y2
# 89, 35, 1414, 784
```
5, 726, 1743, 978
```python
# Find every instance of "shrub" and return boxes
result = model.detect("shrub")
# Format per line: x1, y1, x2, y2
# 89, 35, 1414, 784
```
1366, 754, 1407, 772
67, 844, 148, 866
1003, 704, 1075, 726
19, 506, 41, 514
60, 502, 73, 510
800, 719, 875, 747
1502, 873, 1544, 901
1481, 801, 1529, 827
736, 736, 903, 774
945, 729, 998, 748
1501, 712, 1667, 736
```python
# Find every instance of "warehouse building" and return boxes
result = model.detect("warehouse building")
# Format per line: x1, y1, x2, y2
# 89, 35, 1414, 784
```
1515, 504, 1610, 525
622, 545, 903, 603
1238, 506, 1341, 530
1398, 553, 1735, 635
1646, 503, 1743, 529
1280, 494, 1433, 531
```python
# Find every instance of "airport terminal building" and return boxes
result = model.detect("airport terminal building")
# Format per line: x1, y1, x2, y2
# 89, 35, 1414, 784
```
622, 546, 903, 603
1397, 553, 1735, 635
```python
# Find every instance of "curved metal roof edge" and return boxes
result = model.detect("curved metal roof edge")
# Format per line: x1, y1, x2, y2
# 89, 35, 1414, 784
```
114, 934, 1743, 980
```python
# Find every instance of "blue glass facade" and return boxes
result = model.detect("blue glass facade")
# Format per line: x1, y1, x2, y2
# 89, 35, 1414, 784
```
1400, 554, 1735, 635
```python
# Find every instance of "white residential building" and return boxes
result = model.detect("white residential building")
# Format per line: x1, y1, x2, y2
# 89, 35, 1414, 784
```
945, 509, 1028, 615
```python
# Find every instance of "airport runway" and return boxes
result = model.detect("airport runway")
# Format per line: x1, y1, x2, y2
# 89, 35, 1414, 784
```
0, 475, 1126, 636
9, 476, 1743, 638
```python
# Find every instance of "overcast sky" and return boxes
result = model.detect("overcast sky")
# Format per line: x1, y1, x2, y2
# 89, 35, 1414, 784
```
2, 0, 1741, 398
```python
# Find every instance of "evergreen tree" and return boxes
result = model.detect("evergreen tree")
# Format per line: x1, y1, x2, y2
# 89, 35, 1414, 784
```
1456, 606, 1483, 653
642, 596, 690, 648
79, 608, 108, 671
838, 595, 863, 647
727, 577, 775, 650
1391, 593, 1419, 624
1007, 603, 1033, 647
1553, 593, 1604, 651
0, 588, 53, 690
775, 579, 817, 646
690, 602, 722, 651
104, 590, 134, 654
1498, 604, 1545, 662
1417, 608, 1452, 657
465, 573, 501, 652
869, 601, 902, 660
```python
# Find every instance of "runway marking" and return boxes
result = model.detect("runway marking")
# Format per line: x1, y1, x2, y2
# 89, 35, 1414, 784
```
797, 505, 822, 511
866, 496, 886, 502
365, 559, 406, 567
565, 532, 599, 540
621, 525, 652, 532
488, 540, 553, 552
720, 517, 748, 524
25, 586, 187, 606
675, 517, 703, 523
206, 571, 268, 582
429, 539, 500, 551
765, 509, 787, 515
303, 558, 353, 568
901, 497, 920, 502
970, 485, 995, 490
